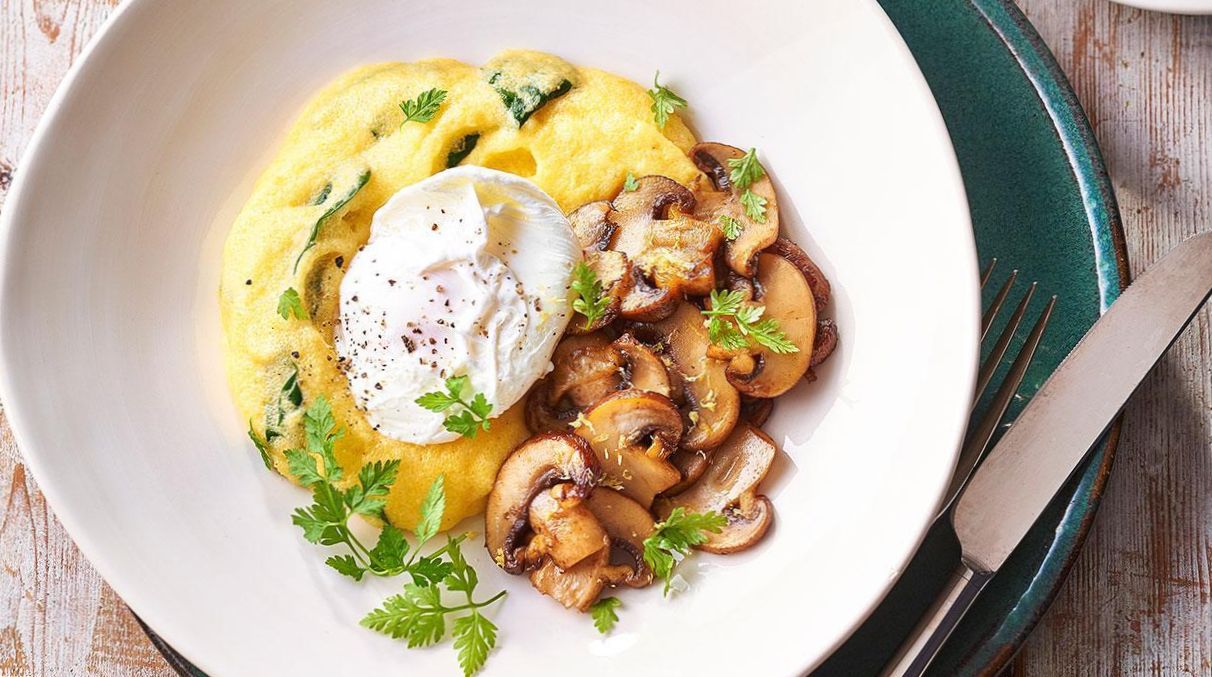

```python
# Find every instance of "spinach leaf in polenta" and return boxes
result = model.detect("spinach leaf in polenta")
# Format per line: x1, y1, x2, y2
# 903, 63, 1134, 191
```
445, 133, 481, 168
293, 168, 371, 273
483, 51, 577, 126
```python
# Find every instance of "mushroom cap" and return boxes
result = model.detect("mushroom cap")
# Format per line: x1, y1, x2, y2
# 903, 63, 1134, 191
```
528, 546, 611, 611
724, 252, 817, 398
567, 200, 615, 251
484, 433, 600, 574
585, 488, 656, 587
766, 237, 831, 312
656, 422, 777, 554
653, 302, 741, 450
689, 142, 780, 278
526, 483, 611, 570
567, 250, 633, 334
576, 389, 684, 507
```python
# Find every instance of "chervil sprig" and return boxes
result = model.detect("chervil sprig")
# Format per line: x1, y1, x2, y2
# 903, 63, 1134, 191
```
416, 375, 494, 438
740, 189, 768, 223
570, 261, 609, 329
642, 508, 727, 595
648, 71, 688, 129
400, 88, 448, 126
362, 534, 507, 676
727, 148, 765, 190
589, 597, 621, 634
702, 289, 798, 354
277, 287, 307, 320
718, 215, 743, 241
623, 172, 639, 192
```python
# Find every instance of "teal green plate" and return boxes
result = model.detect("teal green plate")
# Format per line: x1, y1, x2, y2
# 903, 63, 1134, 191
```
814, 0, 1128, 675
137, 1, 1127, 674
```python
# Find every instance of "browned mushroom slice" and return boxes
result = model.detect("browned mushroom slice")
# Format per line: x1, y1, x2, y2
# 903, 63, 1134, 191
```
609, 175, 722, 301
525, 334, 611, 432
740, 397, 774, 427
567, 200, 615, 251
579, 389, 683, 456
619, 270, 679, 321
722, 252, 817, 398
528, 546, 610, 611
766, 237, 831, 312
810, 318, 839, 368
689, 142, 780, 277
612, 334, 671, 397
524, 483, 610, 570
575, 390, 683, 507
656, 422, 776, 554
665, 447, 711, 496
485, 433, 600, 574
653, 302, 741, 450
547, 343, 623, 410
585, 489, 656, 588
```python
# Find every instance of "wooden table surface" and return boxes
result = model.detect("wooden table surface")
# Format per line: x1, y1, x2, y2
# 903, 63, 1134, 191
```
1, 1, 1209, 674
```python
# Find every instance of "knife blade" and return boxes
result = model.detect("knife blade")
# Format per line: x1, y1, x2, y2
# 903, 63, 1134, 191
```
884, 231, 1212, 677
954, 230, 1212, 572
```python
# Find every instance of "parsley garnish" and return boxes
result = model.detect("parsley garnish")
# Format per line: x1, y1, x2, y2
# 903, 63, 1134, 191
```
363, 535, 507, 676
642, 508, 727, 595
623, 172, 639, 192
277, 287, 307, 320
400, 88, 448, 125
648, 71, 687, 129
727, 148, 765, 190
248, 421, 274, 470
702, 289, 799, 355
282, 396, 505, 674
416, 375, 494, 438
294, 169, 371, 273
570, 260, 609, 330
718, 215, 743, 241
589, 597, 621, 634
740, 189, 768, 223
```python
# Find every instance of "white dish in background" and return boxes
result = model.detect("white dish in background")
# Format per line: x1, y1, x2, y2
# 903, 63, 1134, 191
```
0, 0, 978, 675
1108, 0, 1212, 14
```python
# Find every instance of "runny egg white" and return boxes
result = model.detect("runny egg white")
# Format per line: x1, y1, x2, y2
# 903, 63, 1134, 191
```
334, 167, 580, 444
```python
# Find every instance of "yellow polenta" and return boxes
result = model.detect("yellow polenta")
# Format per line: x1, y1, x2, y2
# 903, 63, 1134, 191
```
220, 50, 702, 530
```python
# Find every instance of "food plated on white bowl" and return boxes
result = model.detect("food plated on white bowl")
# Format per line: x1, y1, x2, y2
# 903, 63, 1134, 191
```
0, 1, 979, 675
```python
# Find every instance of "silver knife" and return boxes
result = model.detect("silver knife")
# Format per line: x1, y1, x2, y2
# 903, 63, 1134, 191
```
883, 231, 1212, 677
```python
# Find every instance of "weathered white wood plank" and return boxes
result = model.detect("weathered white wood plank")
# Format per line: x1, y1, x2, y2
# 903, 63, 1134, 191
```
0, 0, 171, 674
1012, 1, 1212, 675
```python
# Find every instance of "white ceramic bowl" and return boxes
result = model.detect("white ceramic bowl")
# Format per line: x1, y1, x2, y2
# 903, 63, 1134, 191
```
0, 0, 978, 674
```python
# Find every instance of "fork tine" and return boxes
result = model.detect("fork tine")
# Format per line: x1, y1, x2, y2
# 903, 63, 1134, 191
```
981, 270, 1019, 340
941, 294, 1056, 511
972, 282, 1037, 406
980, 258, 997, 289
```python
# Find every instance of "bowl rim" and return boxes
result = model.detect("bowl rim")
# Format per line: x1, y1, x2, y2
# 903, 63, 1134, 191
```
0, 1, 979, 673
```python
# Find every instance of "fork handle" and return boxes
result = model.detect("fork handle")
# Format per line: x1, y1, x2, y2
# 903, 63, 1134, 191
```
880, 563, 994, 677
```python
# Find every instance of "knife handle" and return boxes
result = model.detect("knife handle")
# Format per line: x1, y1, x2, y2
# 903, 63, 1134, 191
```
880, 563, 994, 677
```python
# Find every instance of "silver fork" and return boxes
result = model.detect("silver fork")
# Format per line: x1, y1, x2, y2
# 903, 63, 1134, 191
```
938, 259, 1056, 513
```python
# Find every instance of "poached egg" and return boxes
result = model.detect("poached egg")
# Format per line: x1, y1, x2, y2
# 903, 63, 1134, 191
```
335, 167, 580, 444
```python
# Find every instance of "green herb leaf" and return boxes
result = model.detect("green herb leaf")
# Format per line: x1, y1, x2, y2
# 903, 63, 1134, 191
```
589, 597, 621, 634
648, 71, 688, 129
294, 169, 371, 273
362, 583, 448, 648
399, 88, 448, 125
347, 459, 398, 517
284, 448, 325, 488
642, 507, 727, 595
277, 287, 308, 320
368, 525, 410, 573
408, 554, 455, 588
453, 610, 497, 676
486, 71, 573, 126
740, 188, 768, 223
414, 475, 446, 548
623, 172, 639, 192
247, 421, 274, 470
416, 377, 493, 438
443, 535, 478, 596
570, 260, 609, 330
326, 554, 367, 581
702, 289, 798, 355
718, 214, 743, 241
727, 148, 765, 190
